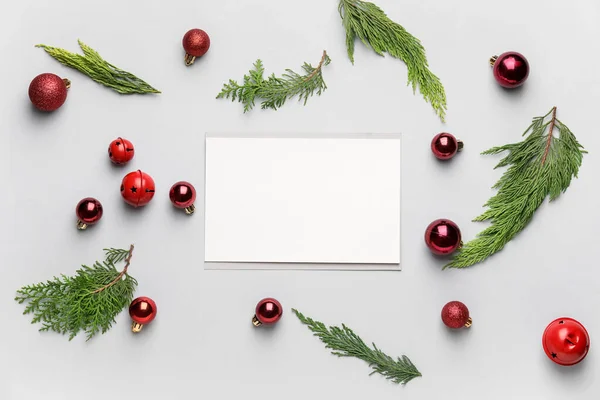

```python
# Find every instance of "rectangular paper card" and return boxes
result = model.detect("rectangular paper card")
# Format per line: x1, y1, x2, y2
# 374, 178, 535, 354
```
204, 135, 401, 270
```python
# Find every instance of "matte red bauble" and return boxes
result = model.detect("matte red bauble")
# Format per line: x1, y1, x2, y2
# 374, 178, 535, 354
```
29, 73, 70, 111
441, 301, 472, 329
129, 297, 157, 333
431, 133, 463, 160
108, 137, 135, 165
490, 52, 529, 88
542, 317, 590, 366
169, 181, 197, 215
252, 298, 283, 327
182, 28, 210, 66
120, 170, 155, 207
425, 219, 462, 255
75, 197, 103, 230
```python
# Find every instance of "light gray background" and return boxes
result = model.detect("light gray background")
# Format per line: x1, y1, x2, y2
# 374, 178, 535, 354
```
1, 0, 599, 399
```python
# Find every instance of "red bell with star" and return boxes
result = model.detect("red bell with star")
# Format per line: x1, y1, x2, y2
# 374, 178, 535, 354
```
108, 137, 135, 165
542, 317, 590, 366
169, 181, 197, 215
29, 73, 70, 111
431, 132, 463, 160
490, 51, 529, 88
252, 298, 283, 327
441, 301, 472, 329
75, 197, 103, 230
425, 219, 462, 255
120, 170, 155, 207
182, 28, 210, 66
129, 296, 157, 333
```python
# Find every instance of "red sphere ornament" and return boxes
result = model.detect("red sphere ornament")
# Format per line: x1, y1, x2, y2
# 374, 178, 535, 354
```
75, 197, 103, 230
424, 219, 462, 255
129, 297, 157, 333
441, 301, 472, 329
542, 317, 590, 366
108, 137, 135, 165
120, 170, 156, 207
29, 73, 70, 111
431, 133, 463, 160
169, 181, 197, 215
490, 51, 529, 88
252, 298, 283, 327
182, 28, 210, 66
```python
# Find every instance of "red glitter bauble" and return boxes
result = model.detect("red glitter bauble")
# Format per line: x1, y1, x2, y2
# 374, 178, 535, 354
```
75, 197, 103, 230
253, 298, 283, 326
441, 301, 472, 329
491, 52, 529, 88
542, 317, 590, 366
120, 170, 155, 207
424, 219, 462, 255
129, 297, 157, 333
108, 137, 135, 165
182, 28, 210, 65
29, 73, 70, 111
169, 181, 197, 215
431, 133, 463, 160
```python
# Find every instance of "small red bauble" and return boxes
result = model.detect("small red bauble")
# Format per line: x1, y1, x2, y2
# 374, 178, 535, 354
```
252, 298, 283, 327
490, 52, 529, 88
169, 181, 197, 215
441, 301, 472, 329
75, 197, 103, 230
182, 28, 210, 66
425, 219, 462, 255
129, 297, 157, 333
108, 137, 135, 165
542, 317, 590, 366
29, 73, 70, 111
431, 133, 463, 160
120, 170, 156, 207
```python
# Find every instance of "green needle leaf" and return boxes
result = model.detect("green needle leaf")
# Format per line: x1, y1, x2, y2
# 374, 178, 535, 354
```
37, 40, 160, 94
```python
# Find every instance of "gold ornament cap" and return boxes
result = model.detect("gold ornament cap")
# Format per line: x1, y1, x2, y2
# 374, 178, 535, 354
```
132, 322, 144, 333
464, 317, 473, 328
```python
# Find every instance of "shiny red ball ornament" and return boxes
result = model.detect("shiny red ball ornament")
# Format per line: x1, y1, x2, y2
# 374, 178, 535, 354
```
441, 301, 472, 329
490, 51, 529, 88
75, 197, 103, 230
129, 297, 157, 333
542, 317, 590, 366
169, 181, 197, 215
425, 219, 462, 255
182, 28, 210, 66
120, 170, 156, 207
108, 137, 135, 165
29, 73, 70, 111
431, 133, 463, 160
252, 298, 283, 327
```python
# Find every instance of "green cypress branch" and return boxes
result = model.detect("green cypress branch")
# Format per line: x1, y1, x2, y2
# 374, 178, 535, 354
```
216, 50, 331, 112
338, 0, 447, 121
15, 245, 138, 341
37, 40, 160, 94
445, 107, 586, 269
293, 309, 421, 385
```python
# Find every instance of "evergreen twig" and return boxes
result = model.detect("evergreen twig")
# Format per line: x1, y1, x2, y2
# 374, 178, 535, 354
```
216, 50, 331, 112
37, 40, 160, 94
338, 0, 446, 121
445, 107, 586, 269
15, 245, 138, 341
293, 309, 421, 385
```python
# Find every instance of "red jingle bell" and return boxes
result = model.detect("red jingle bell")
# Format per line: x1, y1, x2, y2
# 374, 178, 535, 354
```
542, 317, 590, 366
108, 137, 135, 165
182, 28, 210, 66
169, 181, 197, 215
29, 73, 70, 111
252, 298, 283, 327
75, 197, 103, 230
425, 219, 462, 255
441, 301, 472, 329
431, 133, 463, 160
490, 51, 529, 88
129, 297, 157, 333
120, 170, 156, 207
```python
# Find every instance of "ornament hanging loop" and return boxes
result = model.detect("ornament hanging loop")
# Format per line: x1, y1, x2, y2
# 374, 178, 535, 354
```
184, 54, 196, 66
489, 56, 498, 67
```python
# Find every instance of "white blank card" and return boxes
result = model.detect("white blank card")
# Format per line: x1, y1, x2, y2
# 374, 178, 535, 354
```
204, 136, 401, 267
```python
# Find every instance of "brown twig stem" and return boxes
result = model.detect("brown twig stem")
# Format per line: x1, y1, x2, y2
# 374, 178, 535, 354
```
93, 244, 134, 294
305, 50, 328, 82
541, 106, 557, 166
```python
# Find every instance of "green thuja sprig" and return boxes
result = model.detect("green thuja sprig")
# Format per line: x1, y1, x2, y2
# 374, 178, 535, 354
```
217, 50, 331, 112
446, 107, 586, 269
293, 309, 421, 385
15, 245, 138, 341
339, 0, 446, 121
37, 40, 160, 94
